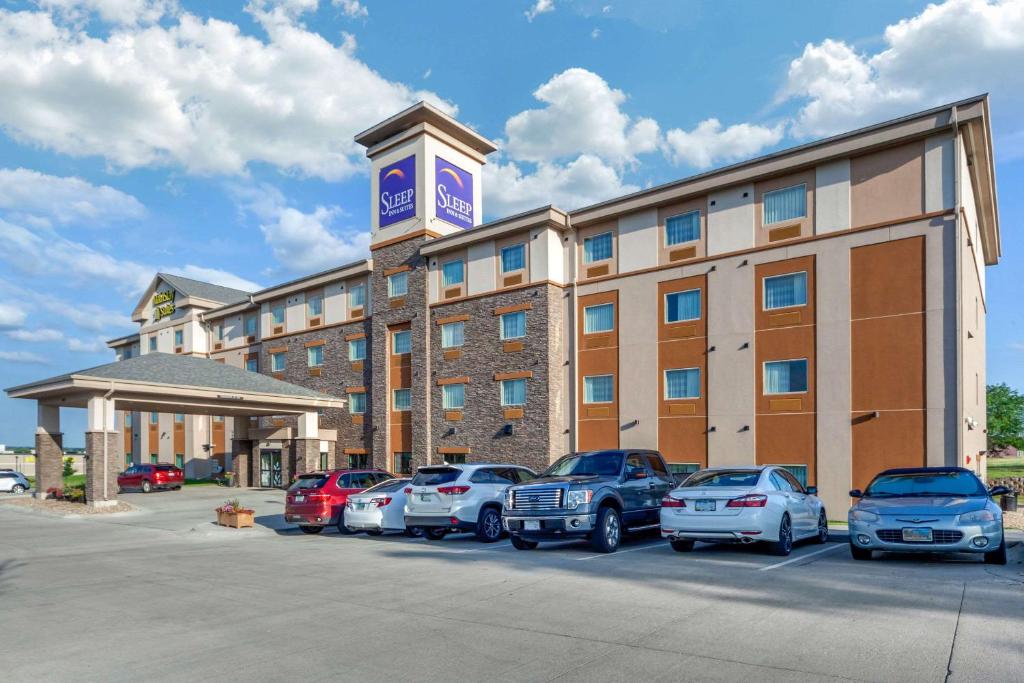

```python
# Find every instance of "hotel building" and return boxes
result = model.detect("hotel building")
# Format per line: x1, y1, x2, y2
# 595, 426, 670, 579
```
107, 95, 1000, 515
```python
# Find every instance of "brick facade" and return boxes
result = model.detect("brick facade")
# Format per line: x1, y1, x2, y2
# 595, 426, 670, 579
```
85, 431, 122, 505
34, 430, 64, 497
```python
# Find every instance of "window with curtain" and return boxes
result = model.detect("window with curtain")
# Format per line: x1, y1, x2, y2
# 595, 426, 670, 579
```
664, 368, 700, 399
500, 311, 526, 339
215, 323, 224, 341
763, 359, 808, 394
501, 378, 527, 406
388, 271, 408, 298
125, 413, 132, 427
666, 211, 700, 246
307, 293, 323, 317
174, 413, 184, 423
763, 184, 807, 224
442, 260, 464, 287
319, 452, 329, 470
441, 321, 464, 348
392, 388, 411, 411
394, 452, 412, 475
149, 337, 157, 351
150, 454, 159, 464
665, 289, 701, 323
583, 303, 615, 334
763, 272, 807, 310
246, 357, 258, 372
349, 392, 366, 414
668, 463, 700, 477
306, 345, 323, 367
583, 232, 613, 264
174, 329, 183, 346
778, 465, 808, 487
175, 454, 184, 468
348, 453, 369, 468
349, 283, 366, 308
271, 304, 285, 325
584, 375, 614, 403
150, 411, 158, 424
348, 338, 366, 361
270, 352, 285, 372
442, 383, 465, 410
392, 330, 411, 354
245, 316, 257, 337
501, 244, 526, 273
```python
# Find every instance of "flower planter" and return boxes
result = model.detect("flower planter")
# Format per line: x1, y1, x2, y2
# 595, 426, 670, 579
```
216, 509, 254, 528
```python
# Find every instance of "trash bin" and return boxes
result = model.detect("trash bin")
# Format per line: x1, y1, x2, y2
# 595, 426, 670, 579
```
1001, 493, 1018, 512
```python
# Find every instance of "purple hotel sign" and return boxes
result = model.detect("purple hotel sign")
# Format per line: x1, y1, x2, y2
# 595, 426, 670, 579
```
435, 156, 474, 229
379, 155, 416, 228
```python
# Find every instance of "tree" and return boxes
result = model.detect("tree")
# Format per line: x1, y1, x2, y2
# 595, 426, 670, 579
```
987, 383, 1024, 450
63, 457, 75, 478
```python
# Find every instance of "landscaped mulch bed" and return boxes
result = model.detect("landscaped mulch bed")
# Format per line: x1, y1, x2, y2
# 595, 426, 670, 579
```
0, 497, 135, 515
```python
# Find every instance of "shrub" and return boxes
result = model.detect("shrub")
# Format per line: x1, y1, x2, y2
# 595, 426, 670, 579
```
63, 457, 75, 478
62, 485, 86, 503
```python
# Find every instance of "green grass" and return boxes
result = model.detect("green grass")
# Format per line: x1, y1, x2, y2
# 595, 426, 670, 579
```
987, 459, 1024, 480
184, 479, 218, 486
26, 474, 85, 488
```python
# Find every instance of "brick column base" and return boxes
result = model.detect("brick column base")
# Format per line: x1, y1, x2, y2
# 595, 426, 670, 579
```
34, 431, 63, 498
294, 439, 319, 478
85, 431, 122, 507
231, 439, 252, 488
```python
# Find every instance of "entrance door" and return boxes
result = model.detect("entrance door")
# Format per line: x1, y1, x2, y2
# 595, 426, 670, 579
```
260, 449, 283, 488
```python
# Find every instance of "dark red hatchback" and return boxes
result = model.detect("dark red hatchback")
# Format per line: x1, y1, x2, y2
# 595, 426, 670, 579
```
117, 464, 184, 493
284, 469, 393, 534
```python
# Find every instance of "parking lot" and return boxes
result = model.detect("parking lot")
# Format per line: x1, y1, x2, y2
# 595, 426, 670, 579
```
2, 487, 1022, 682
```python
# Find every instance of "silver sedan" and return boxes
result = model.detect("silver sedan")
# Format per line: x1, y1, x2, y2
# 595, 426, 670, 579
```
344, 478, 412, 535
848, 467, 1009, 564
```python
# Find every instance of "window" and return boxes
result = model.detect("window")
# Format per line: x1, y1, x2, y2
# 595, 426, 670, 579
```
501, 378, 527, 406
668, 463, 700, 477
666, 211, 700, 245
175, 454, 184, 469
245, 315, 258, 337
777, 465, 808, 489
271, 303, 285, 326
150, 454, 159, 464
665, 289, 701, 323
349, 392, 366, 414
763, 184, 807, 225
174, 329, 183, 347
307, 293, 323, 318
665, 368, 700, 399
245, 357, 258, 372
149, 337, 157, 351
763, 272, 807, 310
348, 453, 369, 469
500, 243, 525, 273
764, 359, 808, 394
307, 345, 323, 368
149, 411, 158, 425
346, 285, 366, 311
583, 303, 614, 334
125, 453, 133, 468
215, 323, 224, 341
442, 383, 465, 410
441, 321, 464, 348
392, 330, 411, 354
393, 388, 411, 411
348, 338, 366, 361
124, 413, 132, 427
174, 413, 184, 423
583, 231, 613, 264
319, 452, 329, 471
645, 455, 670, 480
388, 271, 408, 298
500, 311, 526, 340
394, 452, 412, 475
584, 375, 614, 403
441, 260, 464, 287
270, 352, 285, 372
445, 454, 467, 464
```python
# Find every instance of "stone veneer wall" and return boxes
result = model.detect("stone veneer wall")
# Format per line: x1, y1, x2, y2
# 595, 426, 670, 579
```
34, 430, 64, 496
84, 431, 122, 504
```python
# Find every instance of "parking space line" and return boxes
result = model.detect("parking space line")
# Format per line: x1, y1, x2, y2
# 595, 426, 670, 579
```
758, 543, 843, 571
574, 542, 664, 561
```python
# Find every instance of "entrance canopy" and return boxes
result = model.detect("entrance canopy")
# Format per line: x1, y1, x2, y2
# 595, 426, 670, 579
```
5, 352, 344, 416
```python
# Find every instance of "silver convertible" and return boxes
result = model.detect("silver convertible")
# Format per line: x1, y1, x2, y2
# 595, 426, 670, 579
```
848, 467, 1010, 564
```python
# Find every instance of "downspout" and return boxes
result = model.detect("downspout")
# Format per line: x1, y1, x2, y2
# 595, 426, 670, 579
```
567, 216, 579, 454
103, 383, 115, 501
951, 104, 963, 468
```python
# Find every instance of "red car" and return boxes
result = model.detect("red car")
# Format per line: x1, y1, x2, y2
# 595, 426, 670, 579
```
285, 469, 394, 535
117, 464, 184, 493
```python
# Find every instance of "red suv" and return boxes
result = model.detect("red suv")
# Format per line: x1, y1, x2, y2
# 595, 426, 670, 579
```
285, 469, 394, 535
117, 464, 184, 493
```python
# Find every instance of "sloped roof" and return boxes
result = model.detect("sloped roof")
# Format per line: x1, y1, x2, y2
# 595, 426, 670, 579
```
157, 273, 252, 305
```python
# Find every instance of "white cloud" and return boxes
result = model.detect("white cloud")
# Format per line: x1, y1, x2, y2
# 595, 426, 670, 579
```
67, 336, 107, 353
664, 119, 785, 169
6, 328, 64, 342
37, 0, 177, 25
0, 350, 49, 364
782, 0, 1024, 138
484, 154, 639, 216
233, 184, 370, 274
504, 68, 660, 167
525, 0, 554, 22
0, 6, 454, 181
0, 303, 27, 330
333, 0, 368, 18
0, 168, 145, 227
591, 28, 601, 39
163, 266, 261, 292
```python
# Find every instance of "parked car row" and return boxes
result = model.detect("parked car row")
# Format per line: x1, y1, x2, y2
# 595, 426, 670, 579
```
280, 451, 1011, 565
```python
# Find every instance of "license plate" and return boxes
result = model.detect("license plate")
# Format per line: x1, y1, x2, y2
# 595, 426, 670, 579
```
294, 495, 305, 503
695, 499, 716, 512
420, 494, 431, 502
902, 527, 933, 542
524, 520, 540, 531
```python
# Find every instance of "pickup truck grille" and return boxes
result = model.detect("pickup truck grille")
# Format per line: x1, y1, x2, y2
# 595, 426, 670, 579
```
511, 488, 563, 510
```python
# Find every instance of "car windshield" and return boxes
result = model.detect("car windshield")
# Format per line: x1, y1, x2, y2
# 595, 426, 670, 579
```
864, 471, 987, 497
411, 467, 461, 486
289, 474, 329, 491
682, 470, 761, 488
543, 452, 624, 477
363, 478, 410, 494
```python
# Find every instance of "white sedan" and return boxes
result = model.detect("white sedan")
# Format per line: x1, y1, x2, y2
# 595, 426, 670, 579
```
660, 466, 828, 556
344, 478, 412, 535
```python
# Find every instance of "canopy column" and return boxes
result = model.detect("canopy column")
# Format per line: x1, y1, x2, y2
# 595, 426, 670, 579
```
85, 394, 120, 507
34, 403, 62, 498
294, 411, 321, 477
231, 417, 252, 488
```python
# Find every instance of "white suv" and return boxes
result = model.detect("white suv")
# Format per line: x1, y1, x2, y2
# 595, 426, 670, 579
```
404, 463, 536, 542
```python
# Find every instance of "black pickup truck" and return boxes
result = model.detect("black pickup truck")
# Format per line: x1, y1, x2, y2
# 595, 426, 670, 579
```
502, 449, 675, 553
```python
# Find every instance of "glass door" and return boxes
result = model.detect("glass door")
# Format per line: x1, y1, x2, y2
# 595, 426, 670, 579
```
260, 449, 282, 488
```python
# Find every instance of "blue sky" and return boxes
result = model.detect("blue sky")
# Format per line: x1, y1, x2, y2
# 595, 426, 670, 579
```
0, 0, 1021, 446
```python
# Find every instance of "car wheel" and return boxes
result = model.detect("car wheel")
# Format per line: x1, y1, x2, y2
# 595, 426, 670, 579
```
670, 539, 694, 553
767, 514, 793, 556
11, 484, 25, 495
404, 527, 424, 538
590, 506, 621, 553
984, 536, 1007, 565
849, 542, 873, 561
814, 511, 829, 544
366, 529, 384, 537
424, 528, 447, 541
335, 511, 356, 535
511, 534, 538, 550
141, 480, 152, 493
299, 525, 323, 535
475, 507, 503, 543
